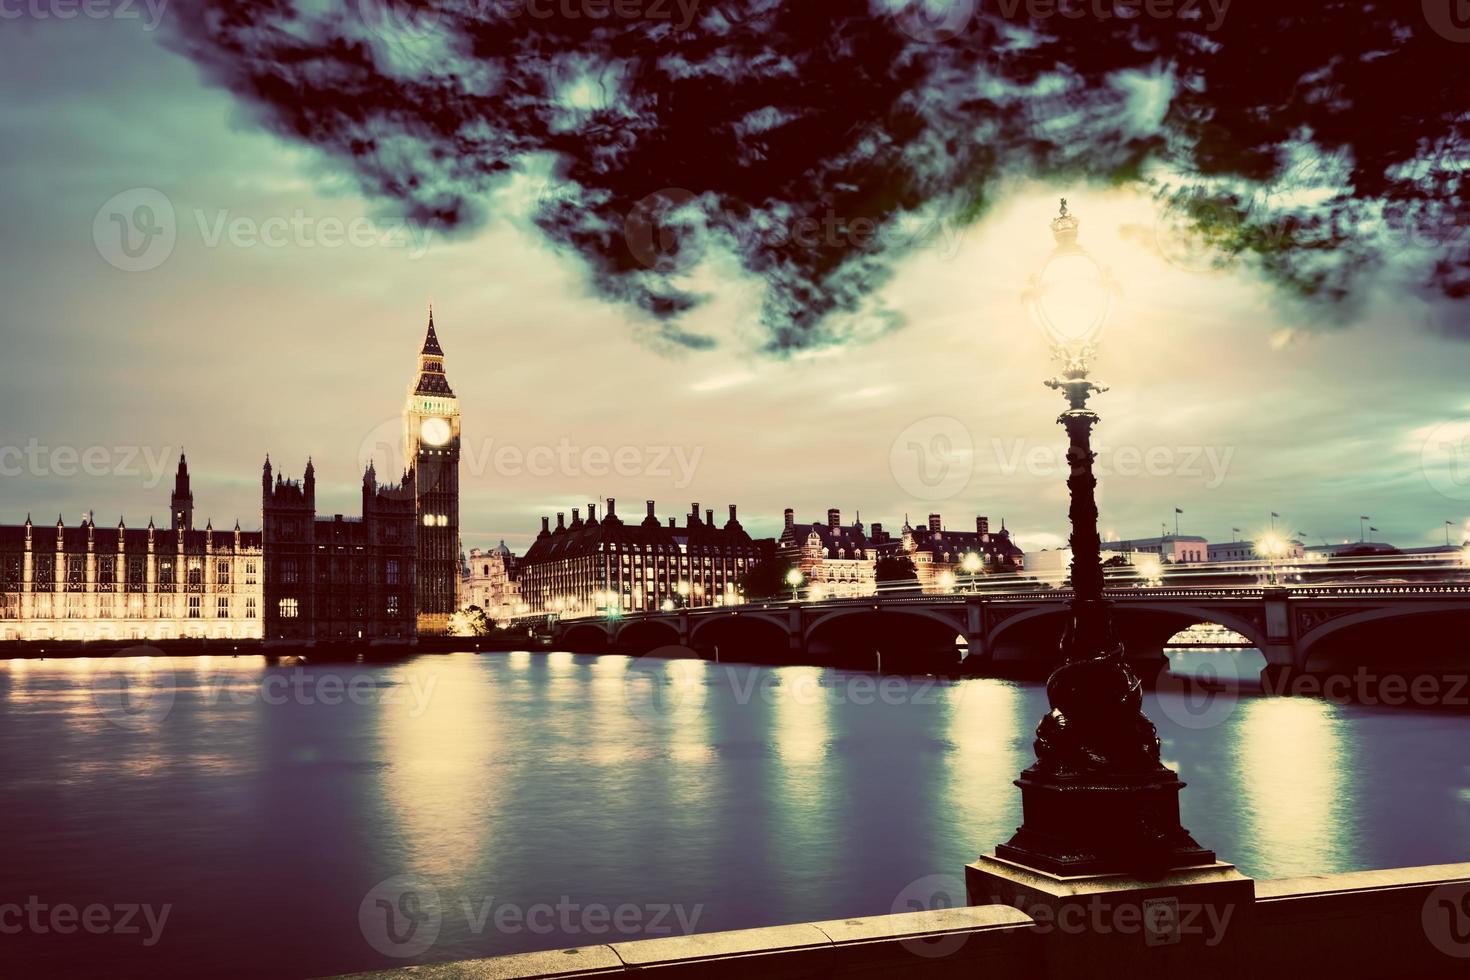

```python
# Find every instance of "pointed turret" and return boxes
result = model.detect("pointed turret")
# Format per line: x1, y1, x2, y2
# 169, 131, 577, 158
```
171, 450, 194, 531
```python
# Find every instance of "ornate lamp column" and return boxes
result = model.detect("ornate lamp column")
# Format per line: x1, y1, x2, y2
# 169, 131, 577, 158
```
994, 200, 1215, 876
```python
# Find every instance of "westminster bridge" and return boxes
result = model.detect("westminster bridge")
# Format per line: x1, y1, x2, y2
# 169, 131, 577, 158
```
542, 583, 1470, 681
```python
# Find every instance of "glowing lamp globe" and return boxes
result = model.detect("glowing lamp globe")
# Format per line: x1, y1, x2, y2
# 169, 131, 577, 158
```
1024, 202, 1118, 359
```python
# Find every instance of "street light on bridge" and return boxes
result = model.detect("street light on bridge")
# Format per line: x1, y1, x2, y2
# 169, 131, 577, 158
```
785, 567, 803, 601
994, 199, 1215, 876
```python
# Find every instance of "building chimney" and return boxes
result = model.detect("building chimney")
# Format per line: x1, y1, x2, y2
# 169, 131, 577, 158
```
978, 516, 990, 535
728, 504, 738, 522
828, 508, 841, 529
571, 509, 582, 528
540, 516, 550, 535
929, 514, 942, 533
606, 498, 616, 518
668, 517, 676, 528
705, 508, 714, 527
647, 500, 656, 519
556, 512, 565, 531
587, 503, 597, 523
784, 508, 795, 529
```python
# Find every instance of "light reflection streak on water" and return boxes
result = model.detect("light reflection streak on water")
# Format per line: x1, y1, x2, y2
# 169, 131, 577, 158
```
1234, 696, 1355, 876
941, 679, 1030, 844
377, 654, 500, 882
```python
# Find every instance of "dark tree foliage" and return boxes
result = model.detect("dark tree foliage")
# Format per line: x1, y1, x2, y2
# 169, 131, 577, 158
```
737, 556, 794, 599
168, 1, 1469, 349
875, 554, 918, 582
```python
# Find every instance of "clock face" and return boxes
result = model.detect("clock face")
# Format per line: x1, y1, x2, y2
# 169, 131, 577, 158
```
420, 417, 451, 447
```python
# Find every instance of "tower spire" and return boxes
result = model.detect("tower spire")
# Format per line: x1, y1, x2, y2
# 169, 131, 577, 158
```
422, 303, 444, 356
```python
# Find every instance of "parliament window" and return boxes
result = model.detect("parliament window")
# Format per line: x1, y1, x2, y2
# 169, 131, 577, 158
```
279, 598, 299, 618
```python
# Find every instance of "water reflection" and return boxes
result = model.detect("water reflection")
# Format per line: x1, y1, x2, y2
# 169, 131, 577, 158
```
1233, 697, 1356, 876
941, 680, 1031, 847
2, 652, 1468, 978
377, 655, 500, 881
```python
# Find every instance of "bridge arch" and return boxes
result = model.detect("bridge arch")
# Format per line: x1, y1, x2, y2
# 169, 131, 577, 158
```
986, 601, 1268, 668
1297, 604, 1470, 674
560, 622, 611, 652
687, 613, 790, 663
804, 607, 966, 672
615, 619, 683, 654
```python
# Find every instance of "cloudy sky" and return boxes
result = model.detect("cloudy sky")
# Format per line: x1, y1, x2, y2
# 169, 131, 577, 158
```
1, 11, 1467, 556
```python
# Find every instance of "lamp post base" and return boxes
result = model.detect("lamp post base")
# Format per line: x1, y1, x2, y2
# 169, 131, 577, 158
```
997, 768, 1215, 877
966, 854, 1252, 980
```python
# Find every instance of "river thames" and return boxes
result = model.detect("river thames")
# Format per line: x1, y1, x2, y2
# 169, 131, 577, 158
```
3, 650, 1468, 977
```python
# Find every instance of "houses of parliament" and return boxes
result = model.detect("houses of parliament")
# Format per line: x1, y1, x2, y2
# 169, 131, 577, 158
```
0, 311, 462, 644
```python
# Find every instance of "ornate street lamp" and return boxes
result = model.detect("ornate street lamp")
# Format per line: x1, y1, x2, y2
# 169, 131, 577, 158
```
786, 567, 803, 601
997, 200, 1214, 876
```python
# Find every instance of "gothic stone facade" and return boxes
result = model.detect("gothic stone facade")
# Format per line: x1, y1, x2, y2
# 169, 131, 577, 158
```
260, 309, 460, 642
261, 458, 418, 642
0, 454, 263, 642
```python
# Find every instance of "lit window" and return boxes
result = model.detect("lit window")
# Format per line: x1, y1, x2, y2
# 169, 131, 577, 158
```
188, 595, 201, 619
217, 597, 229, 618
424, 514, 435, 527
279, 598, 299, 619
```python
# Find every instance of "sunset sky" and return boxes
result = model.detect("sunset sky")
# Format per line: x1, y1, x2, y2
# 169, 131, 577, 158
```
2, 12, 1467, 556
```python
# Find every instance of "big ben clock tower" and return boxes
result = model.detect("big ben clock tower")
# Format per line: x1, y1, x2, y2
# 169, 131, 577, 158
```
404, 305, 461, 636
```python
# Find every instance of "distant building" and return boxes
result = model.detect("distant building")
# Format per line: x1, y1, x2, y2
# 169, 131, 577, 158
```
1209, 538, 1306, 562
518, 500, 764, 615
777, 509, 878, 598
0, 454, 263, 642
1105, 535, 1209, 564
463, 541, 521, 624
897, 514, 1025, 593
